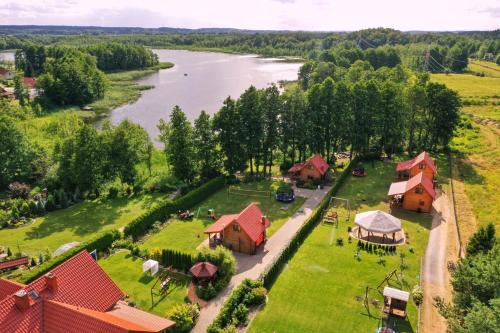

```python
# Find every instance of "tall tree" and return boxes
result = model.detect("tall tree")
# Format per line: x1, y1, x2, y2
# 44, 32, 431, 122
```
238, 86, 263, 175
261, 85, 281, 175
13, 74, 28, 107
193, 111, 220, 181
162, 106, 195, 184
213, 97, 246, 175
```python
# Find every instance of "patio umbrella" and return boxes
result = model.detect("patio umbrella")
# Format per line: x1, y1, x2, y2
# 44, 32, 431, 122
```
354, 210, 401, 234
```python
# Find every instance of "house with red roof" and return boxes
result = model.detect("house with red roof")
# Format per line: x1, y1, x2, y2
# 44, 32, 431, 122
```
396, 151, 437, 181
288, 154, 330, 182
0, 68, 13, 80
388, 172, 436, 213
204, 203, 270, 255
0, 251, 175, 333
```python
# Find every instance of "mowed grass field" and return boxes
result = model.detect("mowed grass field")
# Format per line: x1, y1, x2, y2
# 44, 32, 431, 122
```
99, 250, 188, 316
0, 193, 163, 257
140, 180, 306, 254
248, 162, 431, 333
468, 60, 500, 78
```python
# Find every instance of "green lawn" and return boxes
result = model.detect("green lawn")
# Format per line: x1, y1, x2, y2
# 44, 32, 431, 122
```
0, 193, 163, 257
468, 60, 500, 78
248, 162, 432, 333
140, 180, 306, 254
431, 73, 500, 98
99, 250, 188, 316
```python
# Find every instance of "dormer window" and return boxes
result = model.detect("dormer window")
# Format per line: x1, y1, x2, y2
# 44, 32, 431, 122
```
415, 186, 423, 194
233, 223, 240, 232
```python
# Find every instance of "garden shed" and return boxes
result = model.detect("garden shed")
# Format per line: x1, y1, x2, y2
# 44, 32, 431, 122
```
383, 286, 409, 318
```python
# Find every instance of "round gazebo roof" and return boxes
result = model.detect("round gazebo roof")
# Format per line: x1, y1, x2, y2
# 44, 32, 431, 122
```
354, 210, 401, 233
190, 261, 218, 279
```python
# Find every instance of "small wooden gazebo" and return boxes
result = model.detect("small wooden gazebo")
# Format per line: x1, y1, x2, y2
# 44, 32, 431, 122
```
189, 262, 218, 283
354, 210, 403, 244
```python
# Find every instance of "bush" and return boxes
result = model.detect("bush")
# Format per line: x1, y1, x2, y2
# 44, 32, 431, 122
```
45, 194, 56, 211
160, 249, 195, 272
245, 287, 267, 306
336, 238, 344, 246
412, 285, 424, 306
111, 238, 134, 251
108, 186, 119, 199
232, 303, 249, 325
196, 283, 217, 300
166, 303, 199, 333
124, 177, 226, 240
8, 182, 31, 199
195, 246, 236, 290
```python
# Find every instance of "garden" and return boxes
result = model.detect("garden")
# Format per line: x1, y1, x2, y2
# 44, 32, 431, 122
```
248, 161, 432, 333
138, 180, 306, 254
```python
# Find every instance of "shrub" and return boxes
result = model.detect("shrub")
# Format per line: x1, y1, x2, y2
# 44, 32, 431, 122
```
336, 238, 344, 246
195, 246, 236, 288
232, 303, 249, 326
196, 283, 217, 301
245, 287, 267, 306
160, 249, 195, 272
412, 285, 424, 306
150, 247, 162, 261
108, 186, 119, 199
166, 303, 199, 333
8, 182, 31, 199
111, 238, 134, 251
347, 226, 352, 232
45, 194, 56, 211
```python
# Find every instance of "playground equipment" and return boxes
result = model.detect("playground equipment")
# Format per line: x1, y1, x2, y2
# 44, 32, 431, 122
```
207, 209, 218, 220
323, 210, 339, 225
328, 196, 351, 221
150, 266, 176, 306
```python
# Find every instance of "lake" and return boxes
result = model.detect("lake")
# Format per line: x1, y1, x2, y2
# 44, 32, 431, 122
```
108, 50, 302, 141
0, 51, 15, 62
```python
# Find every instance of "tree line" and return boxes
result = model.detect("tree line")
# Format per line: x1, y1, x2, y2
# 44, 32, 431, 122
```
159, 64, 460, 184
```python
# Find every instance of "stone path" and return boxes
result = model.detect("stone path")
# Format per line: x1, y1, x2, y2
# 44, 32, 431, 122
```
192, 186, 331, 332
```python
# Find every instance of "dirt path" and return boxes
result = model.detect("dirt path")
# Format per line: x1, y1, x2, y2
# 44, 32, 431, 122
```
191, 186, 331, 333
421, 190, 457, 333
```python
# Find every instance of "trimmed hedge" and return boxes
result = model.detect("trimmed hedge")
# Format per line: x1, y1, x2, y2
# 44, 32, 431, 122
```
207, 279, 266, 333
160, 249, 195, 272
124, 177, 226, 240
18, 229, 120, 284
260, 157, 359, 289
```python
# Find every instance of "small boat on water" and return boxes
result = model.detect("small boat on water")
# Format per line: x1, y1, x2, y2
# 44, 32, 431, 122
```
184, 73, 188, 76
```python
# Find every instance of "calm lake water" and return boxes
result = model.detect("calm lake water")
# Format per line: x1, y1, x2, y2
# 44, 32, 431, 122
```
0, 51, 15, 62
109, 50, 302, 141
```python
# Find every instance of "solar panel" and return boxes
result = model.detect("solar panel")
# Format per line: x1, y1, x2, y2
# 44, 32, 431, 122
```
89, 249, 97, 261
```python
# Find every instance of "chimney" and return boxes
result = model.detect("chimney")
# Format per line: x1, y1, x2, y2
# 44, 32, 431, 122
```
14, 290, 31, 311
45, 272, 58, 291
261, 216, 267, 226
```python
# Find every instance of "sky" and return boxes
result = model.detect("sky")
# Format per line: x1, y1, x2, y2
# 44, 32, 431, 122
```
0, 0, 499, 31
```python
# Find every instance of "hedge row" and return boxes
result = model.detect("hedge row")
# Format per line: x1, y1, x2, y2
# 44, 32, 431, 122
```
260, 158, 358, 289
18, 229, 120, 284
124, 177, 226, 240
160, 248, 194, 272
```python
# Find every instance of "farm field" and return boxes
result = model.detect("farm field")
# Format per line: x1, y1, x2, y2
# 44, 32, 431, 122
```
0, 193, 163, 258
248, 161, 432, 333
467, 60, 500, 78
99, 250, 189, 316
140, 180, 306, 254
431, 71, 500, 242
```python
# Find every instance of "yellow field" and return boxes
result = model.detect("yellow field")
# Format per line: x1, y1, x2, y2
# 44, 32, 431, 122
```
468, 60, 500, 78
431, 73, 500, 98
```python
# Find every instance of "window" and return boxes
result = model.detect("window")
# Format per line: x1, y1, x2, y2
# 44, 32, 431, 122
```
415, 186, 423, 194
419, 163, 425, 169
419, 200, 425, 206
233, 223, 240, 232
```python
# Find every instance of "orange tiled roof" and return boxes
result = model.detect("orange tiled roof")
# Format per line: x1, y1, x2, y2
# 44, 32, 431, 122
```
0, 279, 25, 302
0, 251, 175, 333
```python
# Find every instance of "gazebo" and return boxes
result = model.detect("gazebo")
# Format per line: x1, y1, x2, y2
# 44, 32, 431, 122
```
190, 262, 218, 283
353, 210, 403, 244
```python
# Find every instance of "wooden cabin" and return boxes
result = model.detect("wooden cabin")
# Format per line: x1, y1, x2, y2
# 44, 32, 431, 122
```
388, 172, 436, 213
396, 151, 437, 181
383, 286, 409, 318
288, 154, 329, 181
204, 203, 270, 255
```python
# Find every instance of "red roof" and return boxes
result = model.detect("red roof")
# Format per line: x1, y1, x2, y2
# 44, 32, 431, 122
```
0, 251, 175, 333
0, 257, 29, 270
205, 203, 270, 245
396, 152, 437, 173
0, 279, 25, 302
23, 77, 36, 88
190, 262, 218, 279
288, 154, 330, 176
406, 172, 436, 199
388, 172, 436, 199
0, 68, 11, 76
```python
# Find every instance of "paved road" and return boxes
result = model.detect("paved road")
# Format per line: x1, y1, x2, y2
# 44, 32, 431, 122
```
421, 190, 451, 333
192, 186, 331, 333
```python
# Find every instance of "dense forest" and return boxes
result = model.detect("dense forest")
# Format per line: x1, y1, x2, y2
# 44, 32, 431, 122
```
2, 27, 499, 68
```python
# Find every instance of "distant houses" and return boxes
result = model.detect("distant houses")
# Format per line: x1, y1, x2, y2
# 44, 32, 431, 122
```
388, 152, 437, 213
288, 154, 330, 181
0, 67, 13, 80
